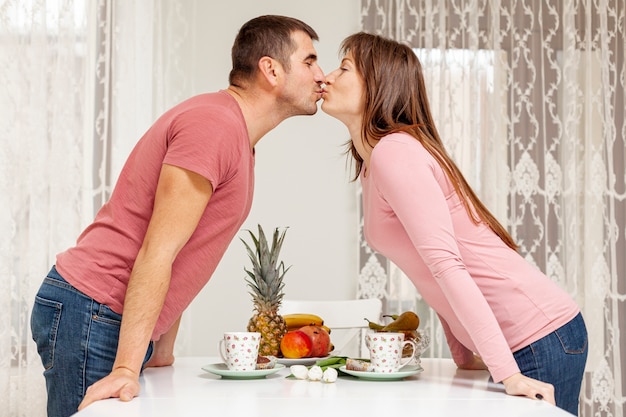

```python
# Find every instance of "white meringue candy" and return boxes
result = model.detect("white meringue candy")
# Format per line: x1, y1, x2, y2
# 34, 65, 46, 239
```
322, 367, 338, 383
290, 365, 309, 380
307, 365, 323, 381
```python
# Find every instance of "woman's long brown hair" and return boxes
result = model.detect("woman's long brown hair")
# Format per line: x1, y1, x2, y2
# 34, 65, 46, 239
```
342, 32, 517, 250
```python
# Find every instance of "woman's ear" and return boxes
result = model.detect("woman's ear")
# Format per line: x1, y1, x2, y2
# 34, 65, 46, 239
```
258, 56, 281, 87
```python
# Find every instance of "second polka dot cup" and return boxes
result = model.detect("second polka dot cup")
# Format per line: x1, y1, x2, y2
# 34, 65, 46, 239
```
366, 332, 417, 373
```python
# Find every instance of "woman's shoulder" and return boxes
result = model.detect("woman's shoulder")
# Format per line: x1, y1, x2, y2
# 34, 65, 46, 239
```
380, 131, 416, 142
374, 132, 431, 160
369, 132, 440, 184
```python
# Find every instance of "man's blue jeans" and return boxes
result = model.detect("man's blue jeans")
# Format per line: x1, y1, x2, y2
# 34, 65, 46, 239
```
513, 312, 588, 416
30, 266, 153, 417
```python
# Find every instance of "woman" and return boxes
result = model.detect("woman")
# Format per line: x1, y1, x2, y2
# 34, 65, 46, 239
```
321, 32, 587, 416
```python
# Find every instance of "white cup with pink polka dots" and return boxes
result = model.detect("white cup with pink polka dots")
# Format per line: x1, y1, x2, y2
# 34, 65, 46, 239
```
218, 332, 261, 371
366, 332, 417, 373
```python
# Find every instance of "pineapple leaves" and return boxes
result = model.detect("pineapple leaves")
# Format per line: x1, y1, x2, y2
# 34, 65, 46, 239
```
241, 224, 290, 311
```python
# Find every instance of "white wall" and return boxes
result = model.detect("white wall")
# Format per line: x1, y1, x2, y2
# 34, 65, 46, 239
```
179, 1, 362, 356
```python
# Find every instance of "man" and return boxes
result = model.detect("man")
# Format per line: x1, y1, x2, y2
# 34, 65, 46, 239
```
30, 15, 325, 417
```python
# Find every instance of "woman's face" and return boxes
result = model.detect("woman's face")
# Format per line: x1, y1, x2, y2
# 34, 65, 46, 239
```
321, 52, 365, 127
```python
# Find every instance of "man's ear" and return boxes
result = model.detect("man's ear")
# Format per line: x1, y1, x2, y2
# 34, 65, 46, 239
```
258, 56, 281, 87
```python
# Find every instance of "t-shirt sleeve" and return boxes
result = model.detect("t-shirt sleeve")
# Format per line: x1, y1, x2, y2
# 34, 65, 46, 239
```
370, 136, 519, 382
162, 107, 240, 188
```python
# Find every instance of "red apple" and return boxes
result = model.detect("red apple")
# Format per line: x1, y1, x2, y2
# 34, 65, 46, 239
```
280, 330, 313, 359
298, 325, 331, 357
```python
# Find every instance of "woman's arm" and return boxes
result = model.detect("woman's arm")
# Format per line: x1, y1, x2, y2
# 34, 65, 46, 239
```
457, 354, 487, 370
370, 137, 515, 381
437, 313, 476, 367
371, 137, 556, 403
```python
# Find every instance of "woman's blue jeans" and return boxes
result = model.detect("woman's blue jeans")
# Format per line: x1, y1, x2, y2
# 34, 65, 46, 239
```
513, 312, 588, 416
30, 266, 153, 417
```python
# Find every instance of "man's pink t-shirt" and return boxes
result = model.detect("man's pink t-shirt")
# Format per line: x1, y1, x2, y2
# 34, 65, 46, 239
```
361, 132, 579, 383
56, 91, 254, 340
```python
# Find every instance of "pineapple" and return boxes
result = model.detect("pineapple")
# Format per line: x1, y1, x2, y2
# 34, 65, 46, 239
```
241, 224, 290, 356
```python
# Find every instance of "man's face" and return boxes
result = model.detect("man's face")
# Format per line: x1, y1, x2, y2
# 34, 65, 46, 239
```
277, 30, 325, 116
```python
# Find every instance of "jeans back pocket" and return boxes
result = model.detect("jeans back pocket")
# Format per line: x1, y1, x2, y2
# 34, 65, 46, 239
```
555, 313, 588, 354
30, 296, 63, 370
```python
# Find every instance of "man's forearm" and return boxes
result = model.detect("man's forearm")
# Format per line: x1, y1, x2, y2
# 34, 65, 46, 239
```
113, 252, 172, 375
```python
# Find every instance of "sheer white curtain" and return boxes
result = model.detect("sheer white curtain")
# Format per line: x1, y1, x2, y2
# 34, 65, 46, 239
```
1, 1, 90, 415
0, 1, 194, 415
357, 1, 625, 416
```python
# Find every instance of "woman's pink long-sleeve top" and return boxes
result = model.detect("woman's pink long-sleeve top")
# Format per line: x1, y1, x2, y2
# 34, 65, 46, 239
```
360, 132, 579, 383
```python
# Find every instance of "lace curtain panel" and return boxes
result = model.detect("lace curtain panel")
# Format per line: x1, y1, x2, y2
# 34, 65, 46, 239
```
1, 1, 89, 416
0, 1, 194, 416
357, 1, 625, 417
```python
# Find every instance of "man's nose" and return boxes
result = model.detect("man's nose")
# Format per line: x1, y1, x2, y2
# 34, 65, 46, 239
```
315, 65, 326, 83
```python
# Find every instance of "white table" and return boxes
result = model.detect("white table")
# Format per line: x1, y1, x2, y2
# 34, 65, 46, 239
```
73, 357, 573, 416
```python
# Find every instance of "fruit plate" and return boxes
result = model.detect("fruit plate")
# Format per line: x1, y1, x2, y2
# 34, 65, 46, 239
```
276, 356, 331, 366
338, 364, 423, 381
201, 363, 285, 379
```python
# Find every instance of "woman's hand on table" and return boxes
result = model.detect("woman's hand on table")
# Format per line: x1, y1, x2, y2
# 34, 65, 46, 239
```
457, 354, 488, 370
502, 373, 556, 405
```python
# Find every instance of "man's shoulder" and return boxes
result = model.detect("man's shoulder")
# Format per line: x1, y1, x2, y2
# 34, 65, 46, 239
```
175, 90, 237, 111
165, 91, 243, 126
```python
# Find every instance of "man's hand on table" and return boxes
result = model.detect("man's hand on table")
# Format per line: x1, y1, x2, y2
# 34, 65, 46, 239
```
144, 349, 175, 368
78, 367, 141, 411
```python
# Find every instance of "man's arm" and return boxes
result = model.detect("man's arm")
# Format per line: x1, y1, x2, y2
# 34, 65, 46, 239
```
144, 316, 181, 368
78, 164, 213, 410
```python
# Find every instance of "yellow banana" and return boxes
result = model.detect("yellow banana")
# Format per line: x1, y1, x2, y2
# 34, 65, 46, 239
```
283, 313, 324, 330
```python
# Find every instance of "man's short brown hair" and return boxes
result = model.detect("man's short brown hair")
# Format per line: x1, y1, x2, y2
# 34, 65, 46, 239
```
229, 15, 318, 87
